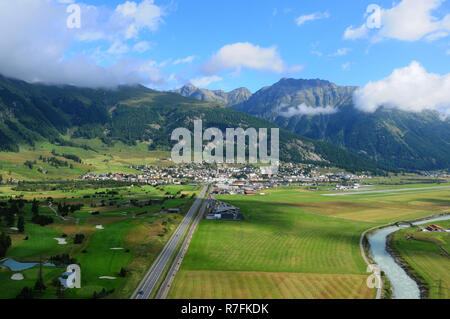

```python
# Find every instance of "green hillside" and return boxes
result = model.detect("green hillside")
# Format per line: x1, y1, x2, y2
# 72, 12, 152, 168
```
0, 75, 383, 179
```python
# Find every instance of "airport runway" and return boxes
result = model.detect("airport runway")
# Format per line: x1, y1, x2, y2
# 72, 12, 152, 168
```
130, 184, 209, 299
322, 185, 450, 196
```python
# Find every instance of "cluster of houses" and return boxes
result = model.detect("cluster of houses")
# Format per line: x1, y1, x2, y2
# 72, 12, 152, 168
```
421, 224, 449, 232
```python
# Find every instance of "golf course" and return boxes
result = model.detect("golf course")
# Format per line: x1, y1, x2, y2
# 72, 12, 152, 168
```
0, 183, 200, 299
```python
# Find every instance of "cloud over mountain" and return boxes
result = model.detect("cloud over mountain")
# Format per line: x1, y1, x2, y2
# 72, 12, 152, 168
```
279, 103, 338, 117
353, 61, 450, 116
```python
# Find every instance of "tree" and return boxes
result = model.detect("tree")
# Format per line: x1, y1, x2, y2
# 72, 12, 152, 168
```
74, 234, 85, 244
16, 287, 34, 299
119, 267, 127, 278
34, 259, 46, 292
10, 201, 19, 215
17, 216, 25, 233
55, 280, 65, 299
0, 232, 12, 258
5, 208, 14, 227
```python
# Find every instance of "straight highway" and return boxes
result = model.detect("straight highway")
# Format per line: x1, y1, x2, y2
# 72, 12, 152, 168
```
131, 184, 209, 299
155, 192, 210, 299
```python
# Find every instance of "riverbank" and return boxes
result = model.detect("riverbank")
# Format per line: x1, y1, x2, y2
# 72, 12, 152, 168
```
386, 232, 429, 299
363, 212, 449, 299
361, 231, 392, 299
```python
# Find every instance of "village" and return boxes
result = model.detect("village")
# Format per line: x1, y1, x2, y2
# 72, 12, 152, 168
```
78, 163, 371, 191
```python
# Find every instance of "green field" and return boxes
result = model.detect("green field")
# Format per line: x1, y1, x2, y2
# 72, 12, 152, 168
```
391, 220, 450, 299
168, 184, 450, 299
0, 184, 200, 299
0, 140, 171, 181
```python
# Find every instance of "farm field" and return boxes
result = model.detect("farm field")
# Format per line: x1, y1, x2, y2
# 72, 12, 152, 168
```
168, 184, 450, 299
169, 271, 373, 299
0, 183, 201, 299
391, 220, 450, 299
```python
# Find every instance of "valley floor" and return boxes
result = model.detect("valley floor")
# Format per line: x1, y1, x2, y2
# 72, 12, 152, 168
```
168, 184, 450, 299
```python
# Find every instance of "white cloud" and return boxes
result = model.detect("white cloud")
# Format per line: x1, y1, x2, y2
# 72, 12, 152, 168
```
190, 75, 222, 87
344, 0, 450, 41
344, 24, 369, 40
329, 48, 352, 57
173, 56, 196, 65
446, 49, 450, 55
76, 31, 105, 42
353, 61, 450, 116
426, 31, 449, 41
107, 41, 130, 55
0, 0, 165, 88
342, 62, 351, 70
114, 0, 165, 39
296, 12, 330, 26
202, 42, 289, 75
286, 65, 305, 74
279, 103, 338, 117
133, 41, 151, 53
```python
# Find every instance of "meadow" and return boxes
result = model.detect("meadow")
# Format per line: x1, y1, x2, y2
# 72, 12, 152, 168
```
0, 140, 171, 181
391, 220, 450, 299
168, 184, 450, 299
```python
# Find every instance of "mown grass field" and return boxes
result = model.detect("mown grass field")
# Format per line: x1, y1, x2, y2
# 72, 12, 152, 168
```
168, 184, 450, 299
0, 184, 201, 299
391, 220, 450, 299
169, 271, 373, 299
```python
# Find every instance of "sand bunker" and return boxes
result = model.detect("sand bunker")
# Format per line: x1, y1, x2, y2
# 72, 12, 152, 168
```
54, 238, 68, 245
99, 276, 116, 280
10, 227, 18, 231
11, 273, 24, 281
110, 248, 124, 250
95, 225, 104, 230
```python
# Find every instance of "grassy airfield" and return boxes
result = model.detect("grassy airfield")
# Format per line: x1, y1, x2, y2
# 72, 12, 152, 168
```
168, 183, 450, 299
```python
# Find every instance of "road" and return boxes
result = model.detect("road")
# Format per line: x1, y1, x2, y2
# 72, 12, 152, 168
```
155, 193, 210, 299
47, 202, 67, 221
131, 184, 209, 299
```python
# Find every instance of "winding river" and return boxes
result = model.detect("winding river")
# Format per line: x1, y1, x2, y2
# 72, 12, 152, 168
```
368, 215, 450, 299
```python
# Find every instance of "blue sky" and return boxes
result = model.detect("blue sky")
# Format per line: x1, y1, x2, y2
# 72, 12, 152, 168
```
73, 0, 450, 92
0, 0, 449, 98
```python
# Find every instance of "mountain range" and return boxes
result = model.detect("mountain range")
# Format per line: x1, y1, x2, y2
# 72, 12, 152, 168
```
174, 78, 450, 170
172, 84, 252, 106
0, 75, 381, 174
